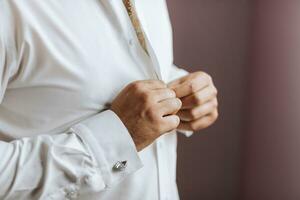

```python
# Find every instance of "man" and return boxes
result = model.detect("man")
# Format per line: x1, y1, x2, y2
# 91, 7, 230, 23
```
0, 0, 218, 199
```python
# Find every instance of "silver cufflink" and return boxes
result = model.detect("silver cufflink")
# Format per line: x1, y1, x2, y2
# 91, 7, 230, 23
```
65, 188, 78, 199
113, 160, 127, 171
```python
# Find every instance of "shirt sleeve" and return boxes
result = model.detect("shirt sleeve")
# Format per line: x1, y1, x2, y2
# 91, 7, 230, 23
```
0, 27, 143, 200
167, 64, 194, 137
0, 110, 143, 200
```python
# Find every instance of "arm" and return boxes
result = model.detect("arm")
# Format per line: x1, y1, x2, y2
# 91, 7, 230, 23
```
0, 31, 142, 200
0, 111, 143, 200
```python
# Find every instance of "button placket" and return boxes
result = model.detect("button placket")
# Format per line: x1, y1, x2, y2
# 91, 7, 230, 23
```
121, 0, 162, 80
156, 140, 170, 200
129, 38, 134, 46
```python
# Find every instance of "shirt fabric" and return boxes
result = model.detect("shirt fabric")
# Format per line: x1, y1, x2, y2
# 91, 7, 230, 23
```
0, 0, 191, 200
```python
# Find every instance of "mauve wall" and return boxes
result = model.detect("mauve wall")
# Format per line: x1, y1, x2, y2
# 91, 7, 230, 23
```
168, 1, 300, 199
167, 1, 251, 199
241, 1, 300, 200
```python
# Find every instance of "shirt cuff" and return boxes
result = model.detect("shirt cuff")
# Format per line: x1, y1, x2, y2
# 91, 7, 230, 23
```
71, 110, 143, 189
177, 129, 194, 137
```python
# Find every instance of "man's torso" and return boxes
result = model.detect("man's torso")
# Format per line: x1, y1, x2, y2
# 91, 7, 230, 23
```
0, 0, 179, 199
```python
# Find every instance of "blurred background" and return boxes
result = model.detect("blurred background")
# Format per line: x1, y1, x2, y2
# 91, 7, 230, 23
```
167, 0, 300, 200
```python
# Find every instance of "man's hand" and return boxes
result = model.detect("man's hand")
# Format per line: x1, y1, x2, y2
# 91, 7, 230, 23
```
168, 71, 218, 132
111, 80, 182, 151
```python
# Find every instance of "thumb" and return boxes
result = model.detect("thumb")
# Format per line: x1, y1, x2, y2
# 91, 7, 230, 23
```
167, 76, 187, 89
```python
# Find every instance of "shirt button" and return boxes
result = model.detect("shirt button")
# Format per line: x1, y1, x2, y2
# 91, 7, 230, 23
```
113, 160, 127, 171
129, 39, 134, 46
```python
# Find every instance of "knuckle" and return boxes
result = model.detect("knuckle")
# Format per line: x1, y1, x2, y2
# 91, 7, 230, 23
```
196, 71, 212, 84
130, 81, 143, 91
194, 71, 205, 77
194, 95, 203, 105
168, 89, 177, 98
174, 98, 182, 109
206, 74, 213, 83
213, 99, 219, 107
145, 107, 159, 122
189, 79, 200, 93
200, 71, 212, 82
189, 109, 198, 120
190, 121, 199, 132
196, 71, 208, 78
214, 110, 219, 119
160, 88, 176, 99
140, 92, 151, 103
212, 86, 218, 96
172, 115, 180, 127
211, 110, 219, 120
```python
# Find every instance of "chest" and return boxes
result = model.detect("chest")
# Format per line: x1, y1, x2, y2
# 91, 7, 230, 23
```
1, 0, 174, 135
9, 0, 173, 106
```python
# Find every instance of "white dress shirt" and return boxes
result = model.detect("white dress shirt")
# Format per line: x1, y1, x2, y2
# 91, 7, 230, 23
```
0, 0, 191, 199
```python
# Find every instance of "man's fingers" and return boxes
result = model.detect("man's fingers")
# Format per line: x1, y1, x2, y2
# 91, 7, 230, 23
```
132, 80, 167, 90
157, 98, 182, 116
152, 88, 176, 102
160, 115, 180, 133
167, 76, 187, 88
178, 116, 211, 131
181, 85, 217, 109
146, 80, 167, 88
169, 75, 210, 98
178, 98, 218, 121
178, 110, 218, 131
